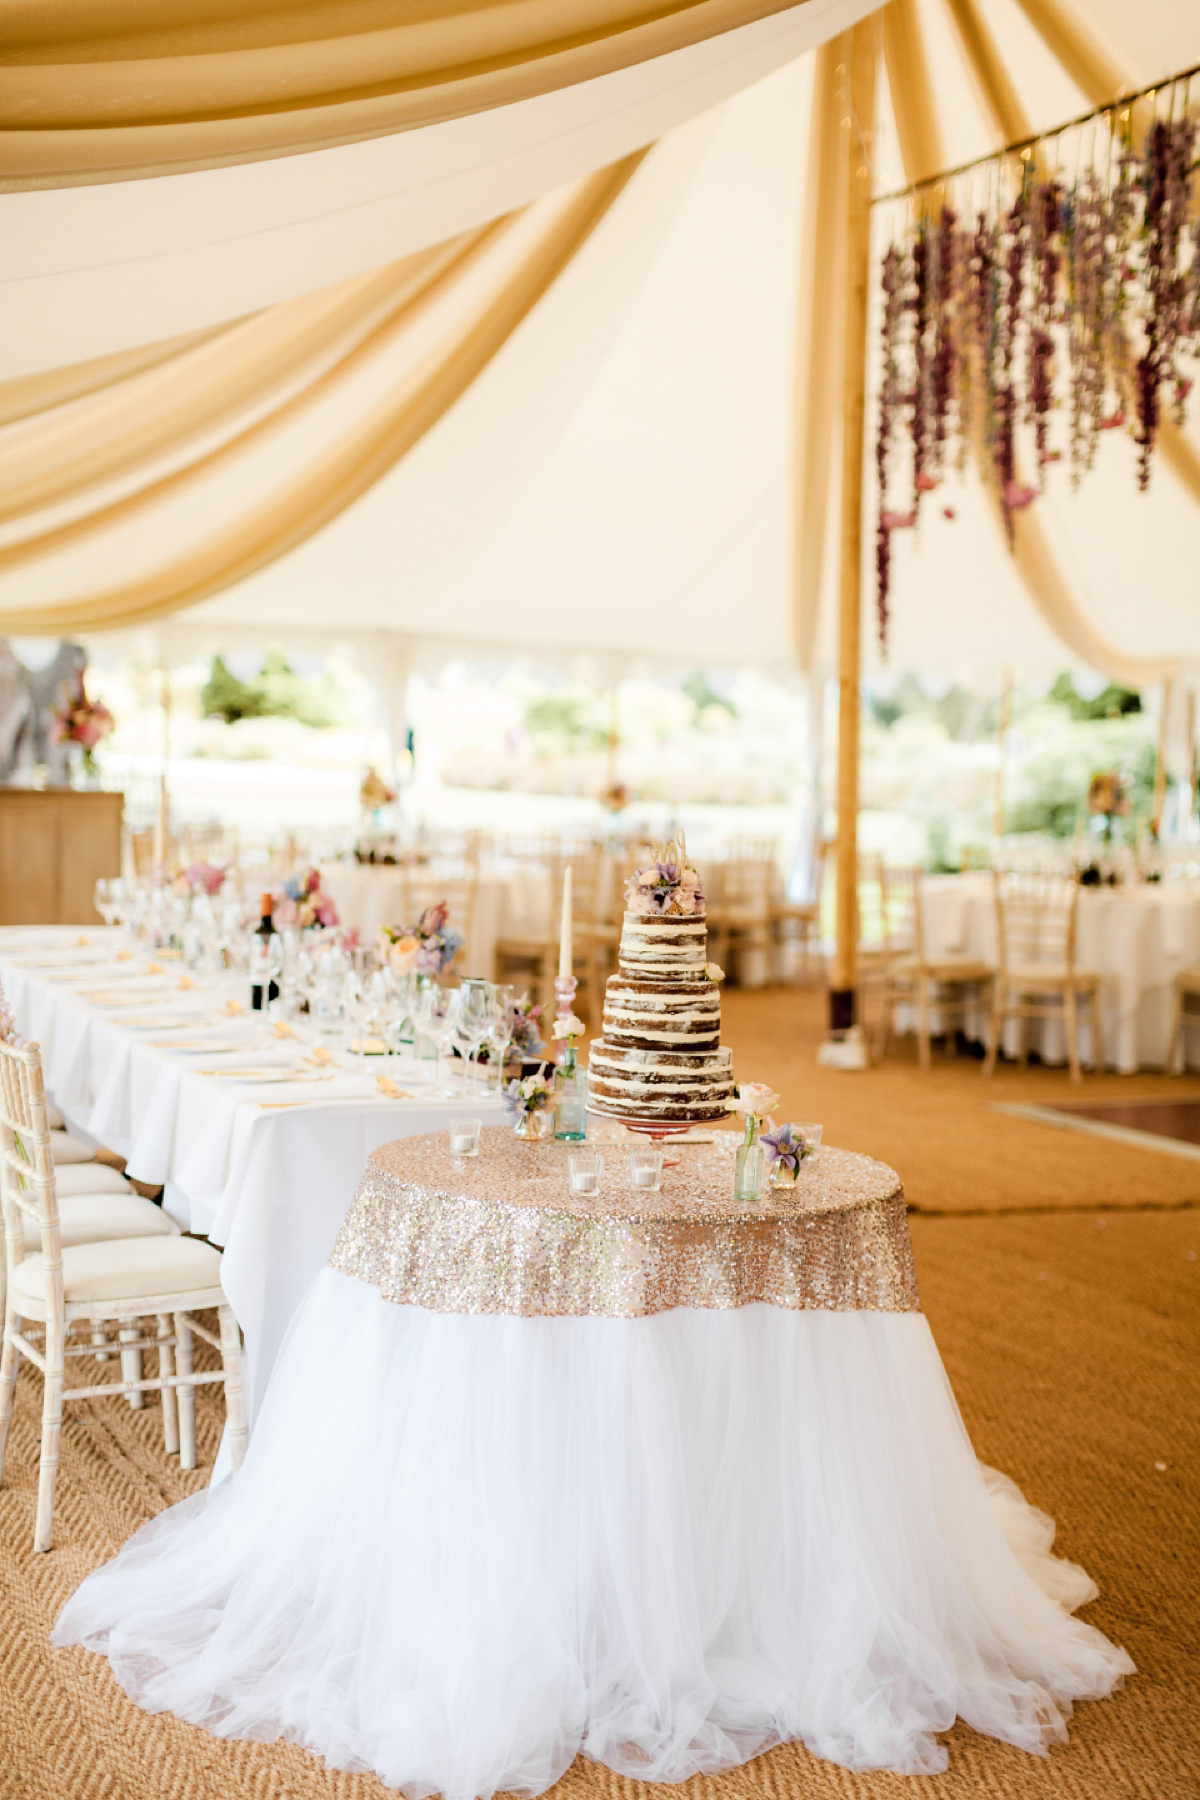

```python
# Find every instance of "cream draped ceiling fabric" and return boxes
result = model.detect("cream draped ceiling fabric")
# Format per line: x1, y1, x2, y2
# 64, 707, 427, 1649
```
1, 0, 1198, 679
0, 152, 645, 634
3, 0, 825, 187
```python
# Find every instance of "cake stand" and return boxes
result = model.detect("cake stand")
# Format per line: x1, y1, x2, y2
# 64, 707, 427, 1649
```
586, 1107, 730, 1169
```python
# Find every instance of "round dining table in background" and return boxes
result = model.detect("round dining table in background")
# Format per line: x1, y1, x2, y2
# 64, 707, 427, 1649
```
921, 871, 1200, 1070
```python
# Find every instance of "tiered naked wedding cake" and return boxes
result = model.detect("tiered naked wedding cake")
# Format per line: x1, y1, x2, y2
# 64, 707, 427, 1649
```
587, 839, 734, 1122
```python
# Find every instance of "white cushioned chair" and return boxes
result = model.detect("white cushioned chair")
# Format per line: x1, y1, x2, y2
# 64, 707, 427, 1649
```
0, 1039, 247, 1552
48, 1131, 99, 1165
52, 1162, 132, 1198
17, 1192, 176, 1256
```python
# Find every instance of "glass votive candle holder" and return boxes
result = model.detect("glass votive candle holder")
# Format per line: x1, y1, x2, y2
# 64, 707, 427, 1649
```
449, 1116, 482, 1157
629, 1147, 663, 1193
568, 1151, 603, 1196
797, 1123, 823, 1161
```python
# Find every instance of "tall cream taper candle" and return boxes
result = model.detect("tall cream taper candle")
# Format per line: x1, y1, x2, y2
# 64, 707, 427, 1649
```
558, 865, 573, 979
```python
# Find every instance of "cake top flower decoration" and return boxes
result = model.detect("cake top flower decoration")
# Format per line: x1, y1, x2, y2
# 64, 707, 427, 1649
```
624, 832, 705, 918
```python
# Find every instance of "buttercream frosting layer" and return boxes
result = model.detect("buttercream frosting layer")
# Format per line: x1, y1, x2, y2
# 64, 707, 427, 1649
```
588, 1042, 734, 1120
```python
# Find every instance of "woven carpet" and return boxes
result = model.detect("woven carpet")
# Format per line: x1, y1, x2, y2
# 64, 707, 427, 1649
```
1, 994, 1197, 1799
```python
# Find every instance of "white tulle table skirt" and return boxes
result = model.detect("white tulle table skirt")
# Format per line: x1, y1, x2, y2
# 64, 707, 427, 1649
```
54, 1269, 1132, 1797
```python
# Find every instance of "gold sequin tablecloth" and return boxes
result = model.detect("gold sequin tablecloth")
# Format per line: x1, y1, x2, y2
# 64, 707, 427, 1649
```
329, 1127, 919, 1318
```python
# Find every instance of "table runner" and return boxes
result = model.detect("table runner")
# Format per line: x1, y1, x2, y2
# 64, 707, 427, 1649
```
330, 1127, 918, 1317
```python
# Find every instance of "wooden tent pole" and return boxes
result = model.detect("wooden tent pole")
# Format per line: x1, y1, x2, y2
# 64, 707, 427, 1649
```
829, 14, 881, 1037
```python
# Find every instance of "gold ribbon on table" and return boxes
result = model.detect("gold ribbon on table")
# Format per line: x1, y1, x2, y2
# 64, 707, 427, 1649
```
329, 1128, 920, 1319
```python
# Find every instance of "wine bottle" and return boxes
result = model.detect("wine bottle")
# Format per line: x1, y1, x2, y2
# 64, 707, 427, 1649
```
250, 891, 281, 1012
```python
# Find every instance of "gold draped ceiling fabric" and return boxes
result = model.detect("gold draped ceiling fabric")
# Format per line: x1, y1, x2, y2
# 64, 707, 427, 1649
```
0, 151, 645, 634
0, 0, 812, 188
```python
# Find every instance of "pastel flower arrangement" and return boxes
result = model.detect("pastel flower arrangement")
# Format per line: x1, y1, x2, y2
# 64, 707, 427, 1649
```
729, 1083, 780, 1128
1086, 771, 1131, 820
624, 835, 705, 918
359, 766, 397, 811
503, 1066, 552, 1124
552, 1013, 585, 1044
760, 1122, 817, 1183
174, 861, 226, 898
379, 901, 463, 976
51, 674, 115, 772
276, 867, 340, 932
506, 995, 544, 1060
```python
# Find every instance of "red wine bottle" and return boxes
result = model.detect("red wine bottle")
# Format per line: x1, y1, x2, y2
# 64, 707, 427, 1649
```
250, 891, 281, 1011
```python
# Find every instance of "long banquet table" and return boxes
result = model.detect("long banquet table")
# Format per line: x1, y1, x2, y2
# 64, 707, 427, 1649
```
920, 872, 1200, 1070
0, 927, 503, 1444
53, 1126, 1134, 1795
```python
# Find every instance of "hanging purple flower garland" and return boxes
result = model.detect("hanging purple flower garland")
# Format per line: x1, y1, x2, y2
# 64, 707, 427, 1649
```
872, 106, 1200, 656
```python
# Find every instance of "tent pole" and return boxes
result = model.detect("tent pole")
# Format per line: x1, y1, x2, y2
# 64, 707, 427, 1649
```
828, 15, 880, 1043
154, 662, 171, 869
993, 666, 1012, 841
1152, 676, 1172, 839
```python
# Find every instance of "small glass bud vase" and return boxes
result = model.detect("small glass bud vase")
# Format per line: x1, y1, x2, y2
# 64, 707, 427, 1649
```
734, 1115, 763, 1202
553, 1043, 587, 1142
514, 1108, 550, 1141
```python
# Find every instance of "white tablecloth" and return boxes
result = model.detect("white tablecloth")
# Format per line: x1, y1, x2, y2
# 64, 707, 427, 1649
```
322, 858, 555, 980
920, 874, 1200, 1071
0, 928, 504, 1438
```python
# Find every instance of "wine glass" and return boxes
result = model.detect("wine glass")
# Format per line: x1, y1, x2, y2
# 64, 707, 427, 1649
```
310, 944, 349, 1051
417, 983, 461, 1096
93, 877, 123, 931
485, 984, 515, 1092
451, 981, 497, 1091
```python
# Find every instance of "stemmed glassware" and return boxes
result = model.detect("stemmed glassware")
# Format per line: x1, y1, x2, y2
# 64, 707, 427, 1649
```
416, 983, 461, 1096
484, 984, 515, 1093
450, 981, 497, 1091
93, 877, 124, 931
310, 944, 350, 1050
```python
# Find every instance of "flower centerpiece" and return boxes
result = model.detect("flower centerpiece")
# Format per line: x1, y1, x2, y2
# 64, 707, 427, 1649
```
503, 1065, 553, 1139
51, 674, 114, 779
359, 766, 397, 814
506, 995, 544, 1061
761, 1121, 818, 1187
624, 836, 704, 917
728, 1082, 780, 1202
174, 861, 226, 899
275, 867, 340, 932
1087, 771, 1131, 843
378, 901, 463, 978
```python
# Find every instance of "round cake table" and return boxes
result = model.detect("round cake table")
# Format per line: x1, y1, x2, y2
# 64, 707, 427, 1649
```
54, 1128, 1132, 1797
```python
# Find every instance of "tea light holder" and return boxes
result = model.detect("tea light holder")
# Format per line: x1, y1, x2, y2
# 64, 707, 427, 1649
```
629, 1147, 663, 1192
797, 1122, 823, 1161
449, 1116, 482, 1158
568, 1151, 603, 1197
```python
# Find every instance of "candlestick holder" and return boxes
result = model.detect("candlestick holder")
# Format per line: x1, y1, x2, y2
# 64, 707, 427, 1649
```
553, 973, 578, 1020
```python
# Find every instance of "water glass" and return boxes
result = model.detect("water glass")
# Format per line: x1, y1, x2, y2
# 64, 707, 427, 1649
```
449, 1116, 482, 1158
568, 1152, 603, 1197
628, 1147, 663, 1193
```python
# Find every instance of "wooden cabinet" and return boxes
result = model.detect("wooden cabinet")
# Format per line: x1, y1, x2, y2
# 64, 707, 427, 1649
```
0, 789, 123, 925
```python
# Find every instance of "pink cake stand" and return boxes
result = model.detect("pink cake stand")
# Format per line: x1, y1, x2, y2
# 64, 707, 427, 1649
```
586, 1108, 730, 1169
